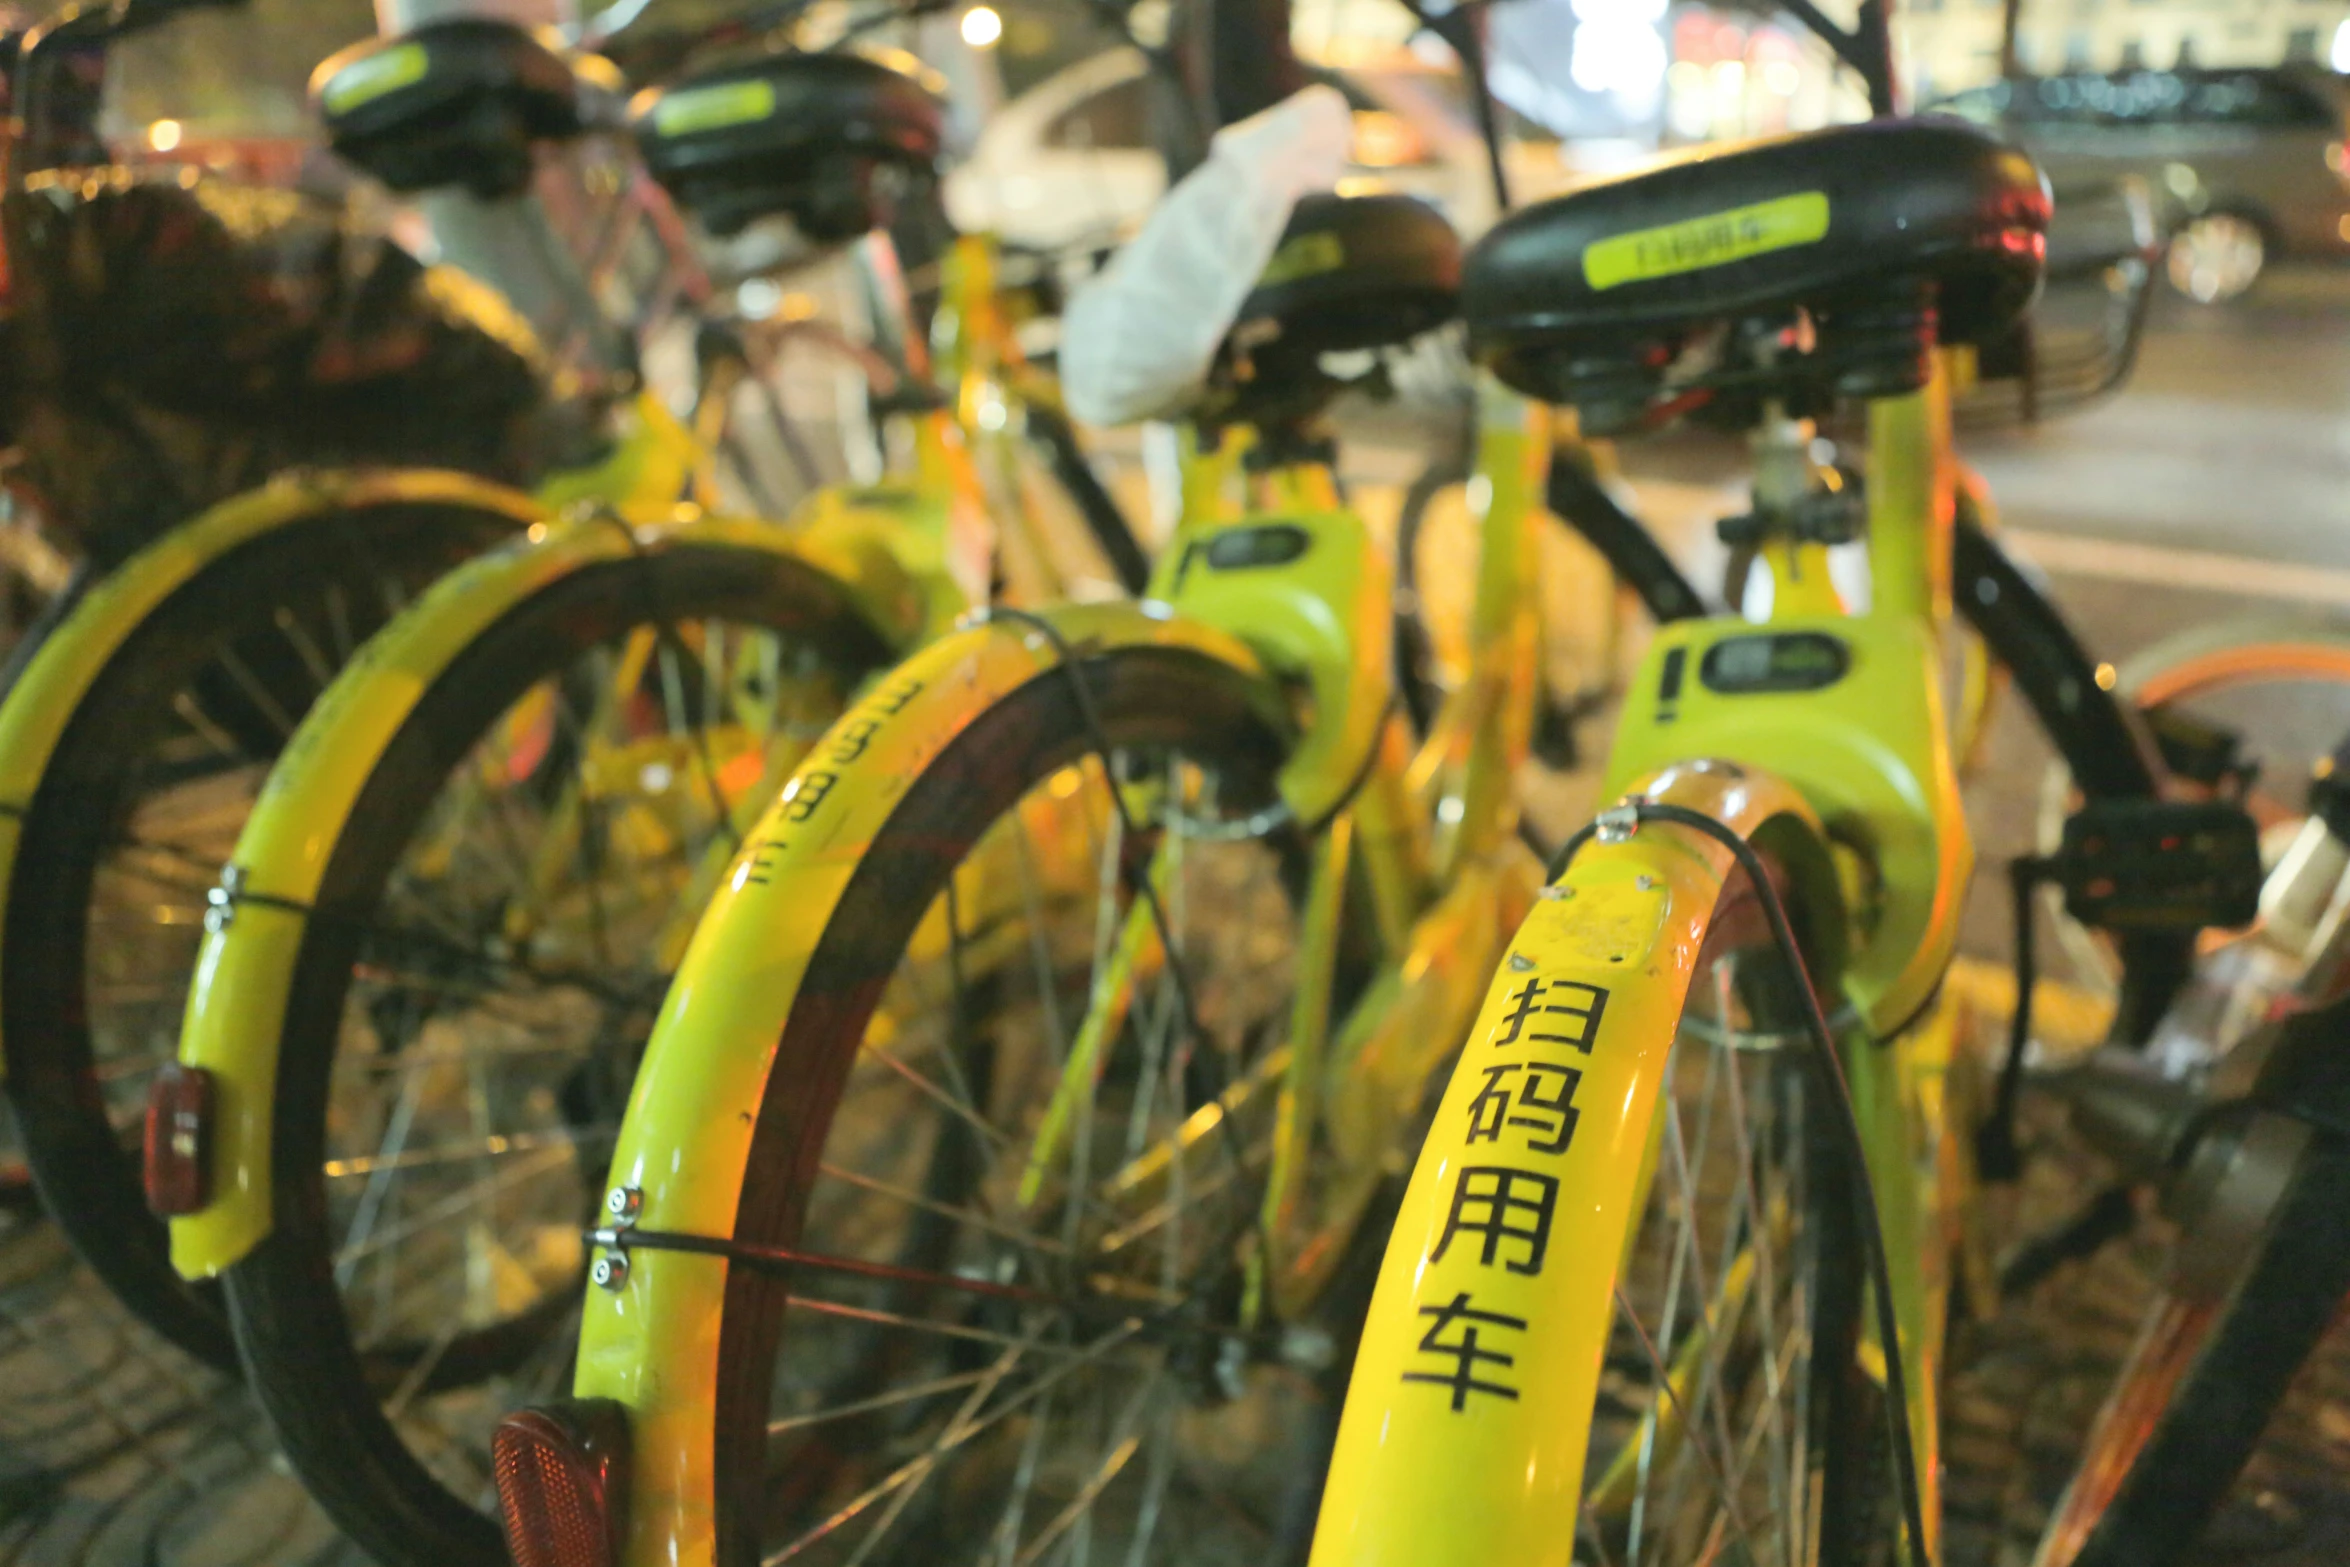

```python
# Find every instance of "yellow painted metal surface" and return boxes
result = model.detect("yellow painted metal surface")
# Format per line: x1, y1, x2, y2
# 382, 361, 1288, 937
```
532, 393, 714, 519
166, 513, 908, 1279
1313, 767, 1828, 1567
1273, 846, 1542, 1317
1149, 499, 1393, 828
571, 603, 1275, 1567
1600, 608, 1971, 1037
1866, 368, 1958, 626
1424, 384, 1544, 879
0, 470, 541, 1082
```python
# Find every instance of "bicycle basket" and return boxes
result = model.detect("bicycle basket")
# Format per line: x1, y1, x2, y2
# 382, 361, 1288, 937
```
1957, 174, 2159, 429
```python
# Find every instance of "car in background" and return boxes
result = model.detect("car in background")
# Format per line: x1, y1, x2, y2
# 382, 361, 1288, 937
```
943, 45, 1573, 253
1933, 66, 2350, 302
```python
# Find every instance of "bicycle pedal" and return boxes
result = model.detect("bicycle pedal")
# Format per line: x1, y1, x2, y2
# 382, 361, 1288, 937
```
2051, 798, 2263, 933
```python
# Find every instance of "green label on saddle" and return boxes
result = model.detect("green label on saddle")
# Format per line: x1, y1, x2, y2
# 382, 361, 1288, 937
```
1259, 230, 1346, 288
654, 79, 778, 136
321, 42, 428, 114
1583, 190, 1830, 291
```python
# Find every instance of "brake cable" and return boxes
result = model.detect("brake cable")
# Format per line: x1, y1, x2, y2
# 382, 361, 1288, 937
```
588, 1193, 1278, 1354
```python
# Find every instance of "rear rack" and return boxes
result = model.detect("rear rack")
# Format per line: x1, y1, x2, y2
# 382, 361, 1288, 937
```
1957, 174, 2160, 429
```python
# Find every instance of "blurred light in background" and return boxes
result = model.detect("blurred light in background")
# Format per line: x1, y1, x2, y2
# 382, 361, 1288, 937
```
961, 5, 1003, 49
736, 278, 784, 321
1569, 0, 1669, 105
1486, 0, 1669, 142
1663, 11, 1832, 143
1348, 108, 1426, 166
2333, 19, 2350, 73
147, 118, 182, 152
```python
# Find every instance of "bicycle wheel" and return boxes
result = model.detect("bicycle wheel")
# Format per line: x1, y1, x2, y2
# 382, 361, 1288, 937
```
1572, 864, 1887, 1567
218, 534, 896, 1567
1, 495, 520, 1369
2028, 1124, 2350, 1567
685, 646, 1367, 1565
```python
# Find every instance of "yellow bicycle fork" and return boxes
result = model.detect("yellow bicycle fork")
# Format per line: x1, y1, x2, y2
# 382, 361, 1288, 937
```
1316, 370, 1977, 1566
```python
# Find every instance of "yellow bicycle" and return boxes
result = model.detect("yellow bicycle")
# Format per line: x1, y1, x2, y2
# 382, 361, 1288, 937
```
480, 186, 1573, 1567
1306, 119, 2171, 1566
148, 20, 1150, 1567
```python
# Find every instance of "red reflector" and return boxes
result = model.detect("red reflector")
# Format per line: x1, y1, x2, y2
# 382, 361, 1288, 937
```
142, 1063, 214, 1217
495, 1398, 629, 1567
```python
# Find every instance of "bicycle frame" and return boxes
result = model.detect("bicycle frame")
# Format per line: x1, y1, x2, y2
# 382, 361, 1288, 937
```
1313, 365, 1979, 1566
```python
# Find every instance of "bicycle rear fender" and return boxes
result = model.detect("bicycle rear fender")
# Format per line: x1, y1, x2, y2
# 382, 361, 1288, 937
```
0, 470, 542, 1081
1312, 763, 1830, 1567
568, 603, 1277, 1567
166, 513, 922, 1282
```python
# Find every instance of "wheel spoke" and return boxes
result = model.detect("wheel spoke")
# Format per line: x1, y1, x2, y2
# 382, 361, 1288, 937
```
764, 1323, 1143, 1566
335, 1143, 575, 1275
816, 1159, 1070, 1260
211, 646, 299, 740
1010, 1374, 1158, 1567
1611, 1284, 1762, 1563
324, 1124, 612, 1181
1598, 941, 1817, 1567
1713, 959, 1800, 1563
768, 1368, 1001, 1435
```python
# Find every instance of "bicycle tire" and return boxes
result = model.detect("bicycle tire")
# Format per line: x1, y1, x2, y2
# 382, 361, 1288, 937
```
221, 537, 895, 1567
692, 643, 1355, 1565
1, 503, 514, 1370
0, 562, 94, 1210
2037, 1129, 2350, 1567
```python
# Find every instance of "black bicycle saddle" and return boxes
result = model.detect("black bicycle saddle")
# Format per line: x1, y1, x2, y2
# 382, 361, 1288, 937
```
631, 51, 943, 242
1467, 118, 2049, 418
312, 19, 617, 201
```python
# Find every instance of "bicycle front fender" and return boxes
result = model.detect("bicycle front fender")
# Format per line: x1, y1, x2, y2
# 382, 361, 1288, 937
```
569, 602, 1275, 1567
166, 513, 914, 1282
0, 469, 542, 1084
1312, 762, 1827, 1567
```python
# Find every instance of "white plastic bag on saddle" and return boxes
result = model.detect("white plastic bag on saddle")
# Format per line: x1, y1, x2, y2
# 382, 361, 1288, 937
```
1059, 84, 1353, 428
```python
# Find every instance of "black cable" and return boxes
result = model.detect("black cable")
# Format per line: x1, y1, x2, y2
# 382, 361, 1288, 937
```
980, 607, 1208, 1050
979, 605, 1279, 1231
1550, 801, 1933, 1567
1980, 853, 2053, 1185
